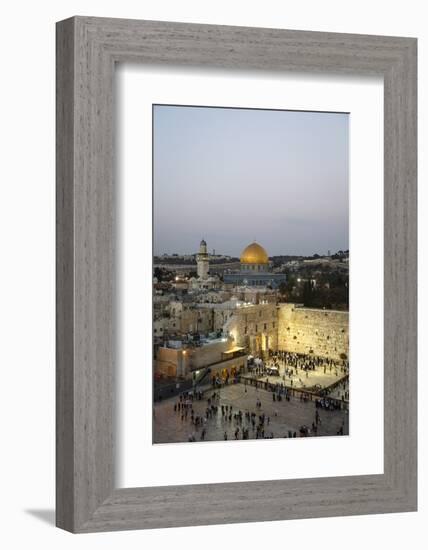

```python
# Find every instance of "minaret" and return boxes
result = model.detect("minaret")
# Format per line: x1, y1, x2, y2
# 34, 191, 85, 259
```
197, 239, 209, 279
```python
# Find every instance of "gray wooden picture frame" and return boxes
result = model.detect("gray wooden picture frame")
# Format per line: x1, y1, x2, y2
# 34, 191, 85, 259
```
56, 16, 417, 533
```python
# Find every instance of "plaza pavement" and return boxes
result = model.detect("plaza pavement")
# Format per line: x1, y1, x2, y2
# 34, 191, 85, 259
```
153, 382, 349, 444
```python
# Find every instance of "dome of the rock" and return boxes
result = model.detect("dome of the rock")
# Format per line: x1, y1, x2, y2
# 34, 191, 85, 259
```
240, 242, 269, 265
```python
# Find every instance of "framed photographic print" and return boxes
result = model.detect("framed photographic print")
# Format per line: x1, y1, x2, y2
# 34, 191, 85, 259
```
56, 16, 417, 532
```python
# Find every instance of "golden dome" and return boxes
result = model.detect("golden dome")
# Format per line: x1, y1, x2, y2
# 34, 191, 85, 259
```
240, 242, 269, 264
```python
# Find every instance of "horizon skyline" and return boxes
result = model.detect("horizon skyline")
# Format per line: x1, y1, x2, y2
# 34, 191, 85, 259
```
154, 242, 348, 258
154, 105, 349, 256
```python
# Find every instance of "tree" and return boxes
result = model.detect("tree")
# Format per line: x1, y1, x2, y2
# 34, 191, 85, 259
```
153, 267, 174, 282
278, 281, 288, 296
153, 267, 163, 281
302, 280, 314, 306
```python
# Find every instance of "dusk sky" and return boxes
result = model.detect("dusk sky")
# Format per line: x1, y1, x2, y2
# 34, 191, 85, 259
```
153, 105, 349, 257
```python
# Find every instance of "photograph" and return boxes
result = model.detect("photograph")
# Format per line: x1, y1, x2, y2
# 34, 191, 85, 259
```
152, 104, 350, 444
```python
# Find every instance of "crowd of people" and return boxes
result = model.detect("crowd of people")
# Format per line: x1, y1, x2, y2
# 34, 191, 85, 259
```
170, 383, 346, 443
163, 347, 351, 443
315, 396, 343, 411
270, 349, 349, 374
321, 377, 349, 401
246, 350, 350, 401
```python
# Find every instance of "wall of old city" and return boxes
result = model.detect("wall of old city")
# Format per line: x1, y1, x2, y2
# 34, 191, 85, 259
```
277, 303, 349, 361
155, 338, 235, 378
227, 303, 278, 353
163, 301, 214, 335
187, 339, 231, 370
178, 308, 213, 334
213, 307, 236, 332
155, 347, 189, 378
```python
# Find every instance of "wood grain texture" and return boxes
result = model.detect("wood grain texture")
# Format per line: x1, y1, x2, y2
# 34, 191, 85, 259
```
56, 17, 75, 532
56, 16, 417, 533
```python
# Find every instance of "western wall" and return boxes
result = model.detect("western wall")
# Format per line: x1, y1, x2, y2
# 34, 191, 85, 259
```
277, 303, 349, 361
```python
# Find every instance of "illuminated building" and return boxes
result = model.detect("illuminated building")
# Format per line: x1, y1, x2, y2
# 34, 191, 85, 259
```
223, 241, 287, 288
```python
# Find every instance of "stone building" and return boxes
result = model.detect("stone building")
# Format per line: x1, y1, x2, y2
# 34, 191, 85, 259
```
189, 275, 220, 291
166, 301, 214, 335
155, 336, 246, 379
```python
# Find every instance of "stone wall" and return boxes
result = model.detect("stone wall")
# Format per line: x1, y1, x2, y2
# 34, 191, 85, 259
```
207, 355, 247, 377
166, 302, 214, 335
155, 338, 234, 377
213, 308, 236, 332
187, 339, 231, 370
226, 303, 278, 355
277, 303, 349, 361
156, 302, 349, 376
155, 347, 188, 378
